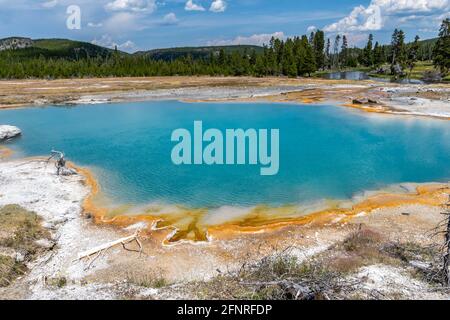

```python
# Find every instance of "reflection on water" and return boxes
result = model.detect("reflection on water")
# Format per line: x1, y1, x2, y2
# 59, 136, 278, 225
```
323, 71, 370, 81
322, 71, 425, 84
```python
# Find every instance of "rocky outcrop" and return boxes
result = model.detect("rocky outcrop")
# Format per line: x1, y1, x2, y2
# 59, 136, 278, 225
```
0, 125, 22, 140
0, 37, 33, 51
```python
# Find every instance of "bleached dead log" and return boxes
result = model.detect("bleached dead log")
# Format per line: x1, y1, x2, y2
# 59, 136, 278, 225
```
74, 230, 143, 268
45, 150, 76, 175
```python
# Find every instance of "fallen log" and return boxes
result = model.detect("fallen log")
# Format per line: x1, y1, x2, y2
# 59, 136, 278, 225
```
74, 230, 143, 269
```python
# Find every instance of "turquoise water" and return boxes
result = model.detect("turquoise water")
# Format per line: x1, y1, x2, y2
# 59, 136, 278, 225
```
1, 101, 450, 208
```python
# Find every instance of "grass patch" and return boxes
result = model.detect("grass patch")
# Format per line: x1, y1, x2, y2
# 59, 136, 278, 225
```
193, 227, 445, 300
46, 276, 68, 288
324, 228, 396, 274
406, 61, 436, 80
0, 205, 51, 287
0, 255, 27, 287
0, 205, 50, 253
368, 61, 443, 81
384, 241, 444, 285
126, 270, 169, 289
194, 252, 351, 300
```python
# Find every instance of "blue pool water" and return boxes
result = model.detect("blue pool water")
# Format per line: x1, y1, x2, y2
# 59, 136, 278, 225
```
1, 101, 450, 208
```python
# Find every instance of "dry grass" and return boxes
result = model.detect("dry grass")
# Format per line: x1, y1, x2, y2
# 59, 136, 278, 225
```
0, 205, 49, 252
125, 269, 169, 289
0, 255, 27, 287
324, 227, 395, 273
0, 205, 51, 287
193, 251, 352, 300
45, 276, 68, 288
191, 226, 448, 300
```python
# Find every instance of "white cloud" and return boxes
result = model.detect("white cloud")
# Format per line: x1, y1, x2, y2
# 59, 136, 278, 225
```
103, 12, 140, 33
346, 33, 372, 46
207, 32, 285, 46
185, 0, 205, 11
307, 25, 317, 33
374, 0, 448, 13
118, 40, 138, 52
41, 0, 58, 8
161, 12, 178, 25
324, 0, 449, 33
324, 4, 382, 32
210, 0, 226, 13
105, 0, 157, 13
92, 34, 137, 53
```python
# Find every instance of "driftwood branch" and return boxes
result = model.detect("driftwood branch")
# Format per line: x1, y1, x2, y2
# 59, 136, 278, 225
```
74, 230, 143, 270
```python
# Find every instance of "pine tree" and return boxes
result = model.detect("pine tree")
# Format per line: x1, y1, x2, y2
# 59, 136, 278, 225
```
407, 35, 420, 77
333, 35, 341, 69
254, 55, 265, 77
325, 38, 331, 69
433, 18, 450, 75
282, 39, 297, 77
363, 34, 374, 67
373, 41, 383, 67
313, 30, 325, 70
390, 29, 406, 75
301, 35, 316, 76
340, 35, 348, 67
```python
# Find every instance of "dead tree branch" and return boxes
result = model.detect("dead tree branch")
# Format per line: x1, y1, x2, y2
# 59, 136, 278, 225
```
46, 150, 75, 175
74, 230, 143, 270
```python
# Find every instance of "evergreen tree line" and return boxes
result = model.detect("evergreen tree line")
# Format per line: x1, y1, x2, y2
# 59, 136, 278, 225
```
0, 19, 448, 79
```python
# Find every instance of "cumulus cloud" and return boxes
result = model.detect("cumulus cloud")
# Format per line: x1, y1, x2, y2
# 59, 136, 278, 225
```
105, 0, 157, 13
92, 34, 137, 53
103, 12, 140, 33
324, 0, 449, 33
324, 4, 382, 32
346, 33, 373, 46
307, 25, 317, 33
117, 40, 138, 52
375, 0, 448, 13
161, 12, 178, 25
185, 0, 205, 11
207, 32, 285, 46
210, 0, 227, 13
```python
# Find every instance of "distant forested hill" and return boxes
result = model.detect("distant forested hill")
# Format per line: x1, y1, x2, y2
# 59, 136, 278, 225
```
134, 45, 264, 61
0, 31, 445, 80
0, 37, 123, 59
0, 37, 263, 61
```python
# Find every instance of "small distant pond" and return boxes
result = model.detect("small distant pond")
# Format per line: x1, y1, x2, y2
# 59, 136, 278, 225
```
322, 71, 425, 84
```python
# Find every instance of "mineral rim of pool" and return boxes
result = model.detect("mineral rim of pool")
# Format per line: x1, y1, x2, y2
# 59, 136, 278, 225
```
1, 101, 450, 241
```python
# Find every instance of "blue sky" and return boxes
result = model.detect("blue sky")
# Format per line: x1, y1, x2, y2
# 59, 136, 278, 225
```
0, 0, 449, 52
